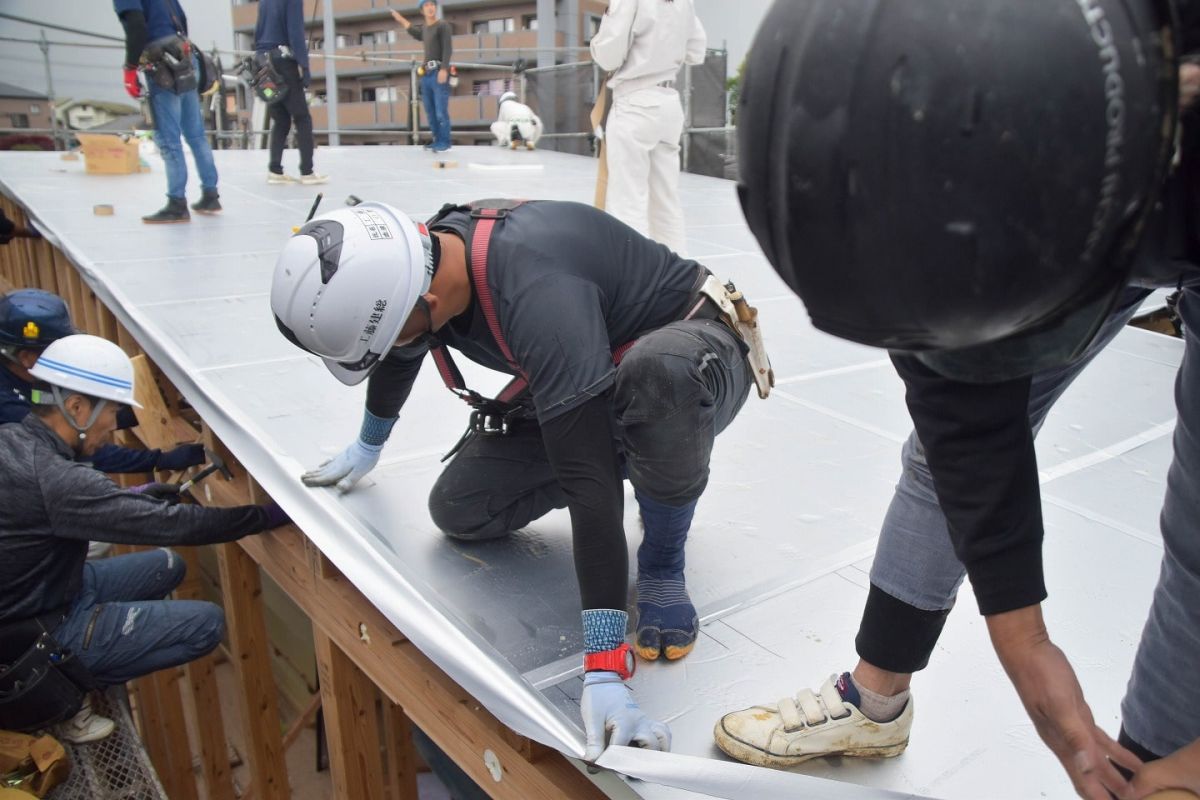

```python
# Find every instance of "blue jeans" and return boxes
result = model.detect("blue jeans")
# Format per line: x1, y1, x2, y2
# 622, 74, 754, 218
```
420, 73, 451, 149
148, 57, 219, 199
51, 549, 224, 686
870, 284, 1200, 754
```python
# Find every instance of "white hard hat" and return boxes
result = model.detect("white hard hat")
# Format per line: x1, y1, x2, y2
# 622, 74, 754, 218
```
271, 202, 434, 385
499, 91, 517, 105
29, 333, 142, 408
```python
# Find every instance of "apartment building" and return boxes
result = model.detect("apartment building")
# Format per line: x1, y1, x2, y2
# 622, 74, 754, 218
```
230, 0, 607, 144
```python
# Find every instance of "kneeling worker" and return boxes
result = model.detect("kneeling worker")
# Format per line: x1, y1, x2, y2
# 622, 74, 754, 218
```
0, 334, 288, 742
271, 199, 772, 759
490, 91, 542, 149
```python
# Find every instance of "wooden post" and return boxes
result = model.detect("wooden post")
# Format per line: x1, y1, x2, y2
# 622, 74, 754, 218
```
218, 543, 290, 800
314, 629, 387, 800
383, 700, 420, 800
176, 548, 236, 800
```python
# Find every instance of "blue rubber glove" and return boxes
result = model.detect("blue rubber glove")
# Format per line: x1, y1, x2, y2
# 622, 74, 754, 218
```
156, 443, 206, 471
580, 671, 671, 763
300, 438, 383, 493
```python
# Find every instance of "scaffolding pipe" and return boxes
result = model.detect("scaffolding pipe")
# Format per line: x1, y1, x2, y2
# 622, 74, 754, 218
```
322, 0, 340, 146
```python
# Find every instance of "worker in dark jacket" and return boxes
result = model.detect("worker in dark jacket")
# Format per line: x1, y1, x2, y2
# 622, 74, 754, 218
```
255, 0, 327, 185
114, 0, 221, 223
716, 2, 1200, 799
0, 289, 205, 474
272, 199, 772, 761
0, 334, 287, 743
391, 0, 453, 151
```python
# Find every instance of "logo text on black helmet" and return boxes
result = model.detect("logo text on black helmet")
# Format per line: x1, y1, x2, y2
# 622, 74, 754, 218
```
1076, 0, 1126, 264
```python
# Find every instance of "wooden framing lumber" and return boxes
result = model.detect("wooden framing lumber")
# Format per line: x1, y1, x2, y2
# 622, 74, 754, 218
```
314, 628, 387, 800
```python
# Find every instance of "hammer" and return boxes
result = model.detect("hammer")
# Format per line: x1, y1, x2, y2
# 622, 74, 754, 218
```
178, 448, 233, 498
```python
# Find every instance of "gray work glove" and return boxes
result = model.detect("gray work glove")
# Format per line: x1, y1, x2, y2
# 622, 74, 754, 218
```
581, 671, 671, 763
300, 438, 383, 493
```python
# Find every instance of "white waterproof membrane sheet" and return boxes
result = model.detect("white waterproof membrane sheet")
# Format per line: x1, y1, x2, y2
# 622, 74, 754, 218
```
0, 147, 1183, 799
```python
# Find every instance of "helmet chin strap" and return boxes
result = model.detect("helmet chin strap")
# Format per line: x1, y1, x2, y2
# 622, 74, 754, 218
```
51, 384, 107, 452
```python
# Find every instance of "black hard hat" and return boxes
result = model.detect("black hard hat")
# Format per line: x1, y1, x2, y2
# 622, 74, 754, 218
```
737, 0, 1180, 382
0, 289, 75, 351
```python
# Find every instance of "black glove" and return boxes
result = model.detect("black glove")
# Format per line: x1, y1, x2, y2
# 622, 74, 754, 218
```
302, 67, 311, 89
129, 482, 183, 504
156, 443, 206, 471
115, 405, 140, 430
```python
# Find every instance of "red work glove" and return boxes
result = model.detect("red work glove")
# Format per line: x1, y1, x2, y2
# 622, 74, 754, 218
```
123, 65, 142, 99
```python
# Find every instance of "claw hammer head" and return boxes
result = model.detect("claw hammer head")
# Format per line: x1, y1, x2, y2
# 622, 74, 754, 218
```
178, 448, 233, 493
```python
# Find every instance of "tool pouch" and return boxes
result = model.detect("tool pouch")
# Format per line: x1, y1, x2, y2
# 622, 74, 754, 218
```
144, 35, 197, 94
697, 275, 775, 399
0, 632, 95, 733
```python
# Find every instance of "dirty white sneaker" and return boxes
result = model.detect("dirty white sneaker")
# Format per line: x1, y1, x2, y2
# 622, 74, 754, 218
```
57, 697, 116, 744
266, 171, 295, 185
299, 172, 329, 185
713, 674, 912, 768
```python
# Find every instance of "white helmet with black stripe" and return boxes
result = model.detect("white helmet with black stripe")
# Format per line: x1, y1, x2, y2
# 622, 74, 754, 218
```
270, 202, 435, 385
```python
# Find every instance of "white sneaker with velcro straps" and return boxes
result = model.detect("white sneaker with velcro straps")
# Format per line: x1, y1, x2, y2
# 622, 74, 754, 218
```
713, 675, 912, 768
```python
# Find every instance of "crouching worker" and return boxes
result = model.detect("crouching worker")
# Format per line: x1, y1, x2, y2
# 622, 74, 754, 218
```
0, 334, 289, 743
271, 199, 772, 760
490, 91, 542, 150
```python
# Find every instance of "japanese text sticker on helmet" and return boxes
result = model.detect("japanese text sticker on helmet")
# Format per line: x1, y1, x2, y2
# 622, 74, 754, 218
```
270, 201, 432, 385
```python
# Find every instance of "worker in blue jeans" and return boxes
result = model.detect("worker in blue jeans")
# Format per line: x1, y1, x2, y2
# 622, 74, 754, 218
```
115, 0, 221, 223
392, 1, 453, 151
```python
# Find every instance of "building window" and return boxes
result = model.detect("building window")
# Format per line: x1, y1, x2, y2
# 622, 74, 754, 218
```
522, 15, 538, 31
29, 104, 40, 114
335, 34, 349, 48
584, 14, 603, 43
312, 38, 323, 50
472, 78, 514, 96
472, 18, 515, 34
10, 114, 30, 129
359, 30, 397, 45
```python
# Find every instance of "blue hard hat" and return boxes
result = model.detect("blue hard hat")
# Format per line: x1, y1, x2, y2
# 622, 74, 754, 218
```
0, 289, 76, 350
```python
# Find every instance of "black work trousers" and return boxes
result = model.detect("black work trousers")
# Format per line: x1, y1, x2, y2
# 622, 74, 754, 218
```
428, 318, 751, 540
267, 54, 314, 176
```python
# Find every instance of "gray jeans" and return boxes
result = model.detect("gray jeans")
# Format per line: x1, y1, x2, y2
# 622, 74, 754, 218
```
869, 285, 1200, 755
428, 318, 751, 539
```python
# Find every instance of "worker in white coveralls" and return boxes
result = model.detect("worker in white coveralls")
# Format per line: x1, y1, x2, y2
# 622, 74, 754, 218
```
590, 0, 707, 255
490, 91, 542, 149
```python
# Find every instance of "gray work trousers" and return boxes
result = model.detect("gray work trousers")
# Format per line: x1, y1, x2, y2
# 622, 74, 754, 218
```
869, 284, 1200, 756
427, 318, 751, 539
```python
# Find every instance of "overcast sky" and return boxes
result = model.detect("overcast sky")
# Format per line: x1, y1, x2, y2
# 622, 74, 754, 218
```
0, 1, 766, 106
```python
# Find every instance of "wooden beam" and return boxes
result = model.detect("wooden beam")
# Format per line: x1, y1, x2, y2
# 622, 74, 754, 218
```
383, 700, 420, 800
129, 354, 183, 452
314, 628, 387, 800
236, 528, 607, 800
217, 542, 290, 800
153, 667, 202, 800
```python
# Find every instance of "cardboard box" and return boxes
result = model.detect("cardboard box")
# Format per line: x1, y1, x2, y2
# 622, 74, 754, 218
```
76, 133, 141, 175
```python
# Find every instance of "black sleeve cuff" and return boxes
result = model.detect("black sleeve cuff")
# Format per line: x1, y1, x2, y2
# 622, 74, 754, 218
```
855, 583, 951, 673
966, 538, 1048, 616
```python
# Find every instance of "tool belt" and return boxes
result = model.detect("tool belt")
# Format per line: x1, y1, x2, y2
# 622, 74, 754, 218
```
0, 611, 95, 733
143, 34, 197, 94
692, 275, 775, 399
238, 51, 290, 105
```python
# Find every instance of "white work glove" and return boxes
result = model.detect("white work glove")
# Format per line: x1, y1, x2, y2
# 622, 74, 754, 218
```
581, 671, 671, 762
301, 438, 383, 493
